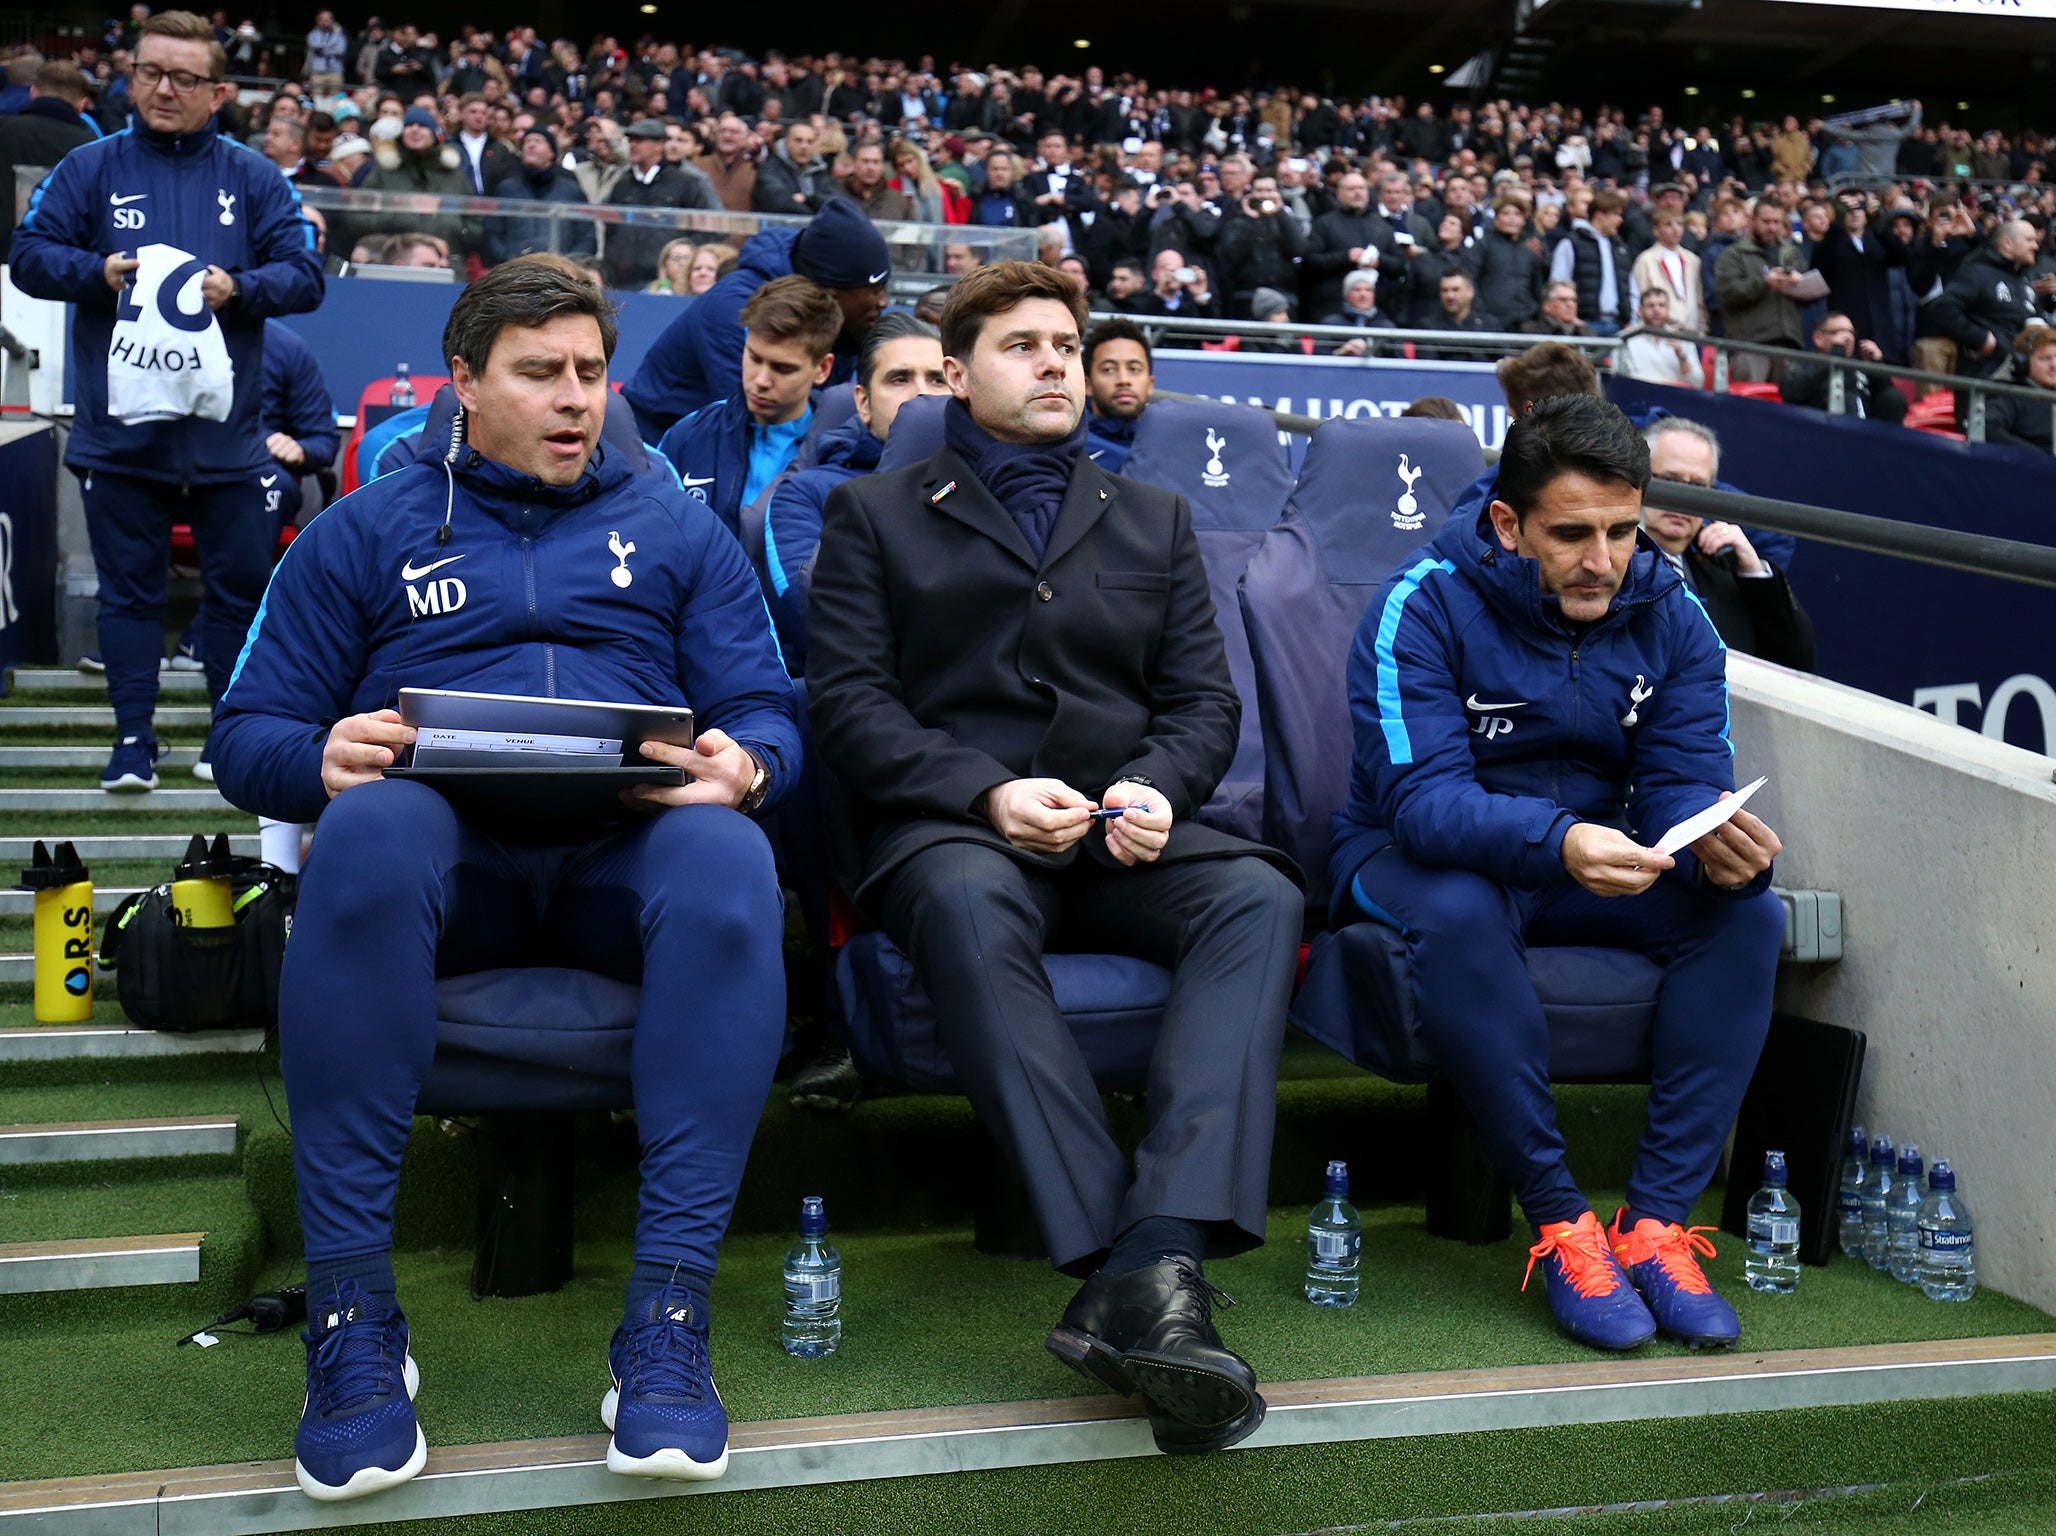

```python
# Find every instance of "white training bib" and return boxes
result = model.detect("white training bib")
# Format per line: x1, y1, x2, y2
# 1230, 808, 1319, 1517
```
105, 242, 236, 426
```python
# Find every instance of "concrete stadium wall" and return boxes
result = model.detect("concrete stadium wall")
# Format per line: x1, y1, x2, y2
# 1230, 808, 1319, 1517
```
1730, 655, 2056, 1313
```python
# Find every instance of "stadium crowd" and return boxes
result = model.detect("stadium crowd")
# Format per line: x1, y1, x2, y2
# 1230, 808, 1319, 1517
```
4, 14, 2056, 410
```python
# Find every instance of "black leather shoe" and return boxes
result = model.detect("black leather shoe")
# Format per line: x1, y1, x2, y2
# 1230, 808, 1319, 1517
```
1045, 1259, 1266, 1455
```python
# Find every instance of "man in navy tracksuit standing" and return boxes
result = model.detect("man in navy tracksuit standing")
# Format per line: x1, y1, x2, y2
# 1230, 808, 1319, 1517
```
10, 10, 323, 790
213, 257, 800, 1502
1333, 395, 1786, 1356
622, 197, 889, 441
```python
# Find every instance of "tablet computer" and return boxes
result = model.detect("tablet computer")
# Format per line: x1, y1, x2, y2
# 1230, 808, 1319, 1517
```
396, 688, 694, 769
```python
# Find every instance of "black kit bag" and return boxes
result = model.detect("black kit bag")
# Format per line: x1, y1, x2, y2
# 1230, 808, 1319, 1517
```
97, 837, 295, 1032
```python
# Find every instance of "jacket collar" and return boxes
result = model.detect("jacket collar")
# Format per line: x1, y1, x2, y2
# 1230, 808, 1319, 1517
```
130, 114, 220, 157
1437, 472, 1679, 638
918, 447, 1123, 573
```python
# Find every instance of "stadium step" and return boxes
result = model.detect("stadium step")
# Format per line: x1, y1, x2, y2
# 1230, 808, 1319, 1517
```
0, 788, 230, 812
0, 706, 214, 729
0, 1115, 239, 1166
0, 747, 203, 770
0, 1335, 2050, 1533
0, 1024, 265, 1062
7, 668, 208, 694
0, 834, 258, 862
0, 1232, 204, 1295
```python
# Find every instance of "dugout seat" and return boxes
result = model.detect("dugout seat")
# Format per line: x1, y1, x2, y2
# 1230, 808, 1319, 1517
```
339, 375, 452, 495
1121, 397, 1294, 841
875, 392, 948, 471
413, 967, 638, 1298
1238, 415, 1664, 1243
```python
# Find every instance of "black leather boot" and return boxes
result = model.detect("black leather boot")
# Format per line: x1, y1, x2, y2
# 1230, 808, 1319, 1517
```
1045, 1259, 1266, 1454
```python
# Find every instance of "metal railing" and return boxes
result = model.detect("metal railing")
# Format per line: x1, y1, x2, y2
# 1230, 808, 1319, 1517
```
1106, 311, 1616, 364
1628, 324, 2056, 446
1103, 304, 2053, 448
294, 185, 1037, 290
1641, 478, 2056, 591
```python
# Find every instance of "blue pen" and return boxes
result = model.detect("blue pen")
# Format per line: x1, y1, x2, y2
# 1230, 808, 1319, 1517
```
1087, 804, 1149, 820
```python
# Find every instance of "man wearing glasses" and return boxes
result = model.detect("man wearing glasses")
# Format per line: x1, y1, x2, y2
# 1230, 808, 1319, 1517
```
12, 9, 323, 792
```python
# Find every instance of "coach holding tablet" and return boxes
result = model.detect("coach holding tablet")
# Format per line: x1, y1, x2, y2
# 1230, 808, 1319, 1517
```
212, 255, 799, 1502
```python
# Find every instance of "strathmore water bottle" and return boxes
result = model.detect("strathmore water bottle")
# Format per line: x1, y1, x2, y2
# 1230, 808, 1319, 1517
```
1838, 1123, 1868, 1261
1863, 1133, 1896, 1270
781, 1195, 842, 1356
1305, 1159, 1361, 1307
1918, 1160, 1977, 1302
1886, 1144, 1926, 1285
390, 361, 415, 408
1744, 1149, 1802, 1294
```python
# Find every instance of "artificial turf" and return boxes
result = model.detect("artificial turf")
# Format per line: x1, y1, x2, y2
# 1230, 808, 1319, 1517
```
3, 1192, 2049, 1487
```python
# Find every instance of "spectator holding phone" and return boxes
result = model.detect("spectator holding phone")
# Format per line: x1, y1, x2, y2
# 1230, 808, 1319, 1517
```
1714, 198, 1806, 381
1213, 171, 1307, 319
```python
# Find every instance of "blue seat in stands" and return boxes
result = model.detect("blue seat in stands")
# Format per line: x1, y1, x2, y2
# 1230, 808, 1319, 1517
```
414, 968, 638, 1297
1238, 415, 1663, 1243
1121, 398, 1293, 841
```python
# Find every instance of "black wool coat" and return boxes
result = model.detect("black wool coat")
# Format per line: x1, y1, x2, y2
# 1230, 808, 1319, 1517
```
806, 447, 1298, 908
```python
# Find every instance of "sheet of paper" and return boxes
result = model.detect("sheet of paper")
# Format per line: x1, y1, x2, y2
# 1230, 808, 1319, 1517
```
415, 727, 622, 755
1655, 776, 1768, 856
1786, 269, 1831, 302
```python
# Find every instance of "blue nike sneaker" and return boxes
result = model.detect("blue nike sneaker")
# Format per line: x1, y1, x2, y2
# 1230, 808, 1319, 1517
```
1610, 1211, 1742, 1349
100, 732, 160, 793
294, 1282, 426, 1502
1522, 1210, 1658, 1352
602, 1285, 729, 1480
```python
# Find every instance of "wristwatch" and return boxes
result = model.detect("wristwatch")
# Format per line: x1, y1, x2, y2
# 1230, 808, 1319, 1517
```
738, 747, 771, 815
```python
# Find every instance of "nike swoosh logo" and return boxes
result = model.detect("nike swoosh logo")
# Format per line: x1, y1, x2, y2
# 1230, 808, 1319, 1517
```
400, 554, 466, 581
1465, 694, 1529, 712
678, 474, 716, 488
260, 473, 278, 487
109, 193, 147, 206
867, 269, 890, 284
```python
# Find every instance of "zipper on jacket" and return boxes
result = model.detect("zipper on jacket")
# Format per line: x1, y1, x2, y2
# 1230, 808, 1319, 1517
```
519, 529, 557, 697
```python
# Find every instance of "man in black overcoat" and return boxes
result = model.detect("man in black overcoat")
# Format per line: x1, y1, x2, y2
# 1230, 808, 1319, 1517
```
806, 260, 1302, 1457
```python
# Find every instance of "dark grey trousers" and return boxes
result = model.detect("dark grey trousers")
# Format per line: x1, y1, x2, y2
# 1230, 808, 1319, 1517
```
879, 840, 1301, 1275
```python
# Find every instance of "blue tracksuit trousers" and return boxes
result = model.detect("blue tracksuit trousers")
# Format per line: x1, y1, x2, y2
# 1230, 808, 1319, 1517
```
77, 468, 274, 729
280, 778, 786, 1274
1352, 848, 1784, 1228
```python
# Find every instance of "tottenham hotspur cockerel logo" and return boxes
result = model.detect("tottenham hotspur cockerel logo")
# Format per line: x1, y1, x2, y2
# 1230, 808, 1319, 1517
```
1391, 454, 1426, 531
1621, 675, 1655, 727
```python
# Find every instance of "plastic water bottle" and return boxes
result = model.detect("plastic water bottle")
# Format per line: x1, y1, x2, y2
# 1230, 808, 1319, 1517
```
1886, 1144, 1926, 1284
1918, 1160, 1977, 1302
391, 362, 415, 408
781, 1195, 841, 1356
1744, 1149, 1802, 1294
1863, 1133, 1896, 1270
1305, 1159, 1361, 1306
1838, 1123, 1868, 1261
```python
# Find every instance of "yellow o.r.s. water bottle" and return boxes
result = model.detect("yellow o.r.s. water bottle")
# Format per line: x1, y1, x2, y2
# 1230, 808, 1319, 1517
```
170, 834, 236, 932
19, 840, 93, 1022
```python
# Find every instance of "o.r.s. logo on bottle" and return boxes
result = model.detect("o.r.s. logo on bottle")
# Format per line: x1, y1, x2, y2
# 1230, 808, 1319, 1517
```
60, 901, 92, 997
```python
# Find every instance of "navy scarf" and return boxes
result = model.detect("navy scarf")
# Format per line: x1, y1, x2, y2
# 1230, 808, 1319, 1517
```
944, 396, 1085, 561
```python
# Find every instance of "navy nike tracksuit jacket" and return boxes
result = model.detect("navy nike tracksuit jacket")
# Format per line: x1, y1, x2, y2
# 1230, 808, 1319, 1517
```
11, 116, 324, 483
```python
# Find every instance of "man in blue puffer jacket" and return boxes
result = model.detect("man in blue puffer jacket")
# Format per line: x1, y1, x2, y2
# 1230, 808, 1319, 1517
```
1332, 394, 1786, 1358
10, 9, 323, 791
213, 257, 800, 1505
622, 196, 890, 439
758, 312, 947, 675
